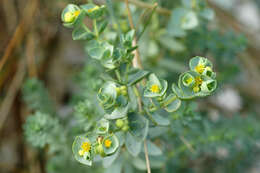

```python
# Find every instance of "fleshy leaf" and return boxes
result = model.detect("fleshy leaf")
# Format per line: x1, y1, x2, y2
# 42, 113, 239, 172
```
128, 112, 149, 140
125, 132, 142, 157
96, 118, 109, 134
127, 68, 150, 86
102, 134, 119, 155
72, 136, 93, 166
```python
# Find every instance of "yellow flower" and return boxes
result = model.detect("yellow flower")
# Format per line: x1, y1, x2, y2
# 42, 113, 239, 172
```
195, 76, 202, 85
87, 6, 99, 13
104, 139, 112, 148
64, 10, 80, 23
82, 141, 91, 152
185, 77, 193, 85
64, 12, 75, 23
195, 64, 205, 74
74, 10, 80, 17
150, 84, 160, 93
78, 141, 91, 157
193, 86, 200, 93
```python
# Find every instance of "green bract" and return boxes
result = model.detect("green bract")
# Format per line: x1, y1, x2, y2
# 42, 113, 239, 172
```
144, 74, 168, 98
96, 118, 109, 134
102, 134, 119, 155
72, 136, 93, 166
172, 56, 217, 99
98, 82, 117, 110
61, 4, 81, 28
80, 4, 106, 19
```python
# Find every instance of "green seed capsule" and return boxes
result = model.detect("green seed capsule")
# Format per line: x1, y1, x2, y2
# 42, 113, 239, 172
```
115, 87, 121, 95
116, 119, 124, 128
121, 90, 128, 96
96, 144, 106, 157
120, 86, 127, 91
122, 125, 129, 132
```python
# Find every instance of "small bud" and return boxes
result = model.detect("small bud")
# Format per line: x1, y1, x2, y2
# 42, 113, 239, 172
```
121, 90, 128, 96
120, 86, 127, 91
97, 136, 103, 144
115, 87, 121, 95
64, 12, 75, 23
193, 86, 200, 93
96, 144, 106, 157
116, 119, 124, 128
122, 125, 129, 132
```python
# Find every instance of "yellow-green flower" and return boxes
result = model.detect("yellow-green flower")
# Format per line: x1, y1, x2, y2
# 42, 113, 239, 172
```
104, 139, 112, 148
78, 141, 91, 156
193, 86, 200, 93
195, 63, 205, 74
185, 77, 194, 85
195, 76, 202, 85
64, 10, 80, 23
150, 84, 160, 93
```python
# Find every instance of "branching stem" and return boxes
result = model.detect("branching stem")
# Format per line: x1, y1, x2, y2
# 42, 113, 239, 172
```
124, 0, 151, 172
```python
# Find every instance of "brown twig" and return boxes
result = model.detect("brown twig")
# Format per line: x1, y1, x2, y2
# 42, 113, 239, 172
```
125, 0, 151, 172
0, 0, 38, 72
0, 59, 26, 133
179, 136, 195, 153
26, 33, 38, 78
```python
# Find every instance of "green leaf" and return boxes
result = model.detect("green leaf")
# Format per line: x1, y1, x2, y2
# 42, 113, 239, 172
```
181, 11, 198, 30
80, 4, 106, 19
98, 20, 108, 34
128, 87, 138, 111
104, 105, 128, 119
200, 8, 215, 21
132, 157, 146, 170
102, 149, 120, 168
149, 112, 170, 126
128, 112, 149, 140
127, 68, 150, 86
125, 132, 142, 157
104, 156, 123, 173
86, 41, 113, 60
72, 24, 95, 40
163, 94, 182, 112
158, 35, 186, 52
167, 8, 187, 37
142, 140, 162, 156
72, 136, 93, 166
102, 134, 119, 155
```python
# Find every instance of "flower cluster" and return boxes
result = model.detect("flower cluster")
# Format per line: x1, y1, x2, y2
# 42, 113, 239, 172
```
172, 56, 217, 99
62, 2, 217, 167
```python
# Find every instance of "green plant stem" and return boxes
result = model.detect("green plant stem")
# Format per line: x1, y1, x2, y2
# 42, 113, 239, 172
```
82, 23, 92, 34
115, 69, 122, 82
124, 63, 130, 83
125, 0, 151, 173
93, 19, 99, 38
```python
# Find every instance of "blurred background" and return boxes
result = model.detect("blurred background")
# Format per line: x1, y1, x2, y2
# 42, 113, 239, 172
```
0, 0, 260, 173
